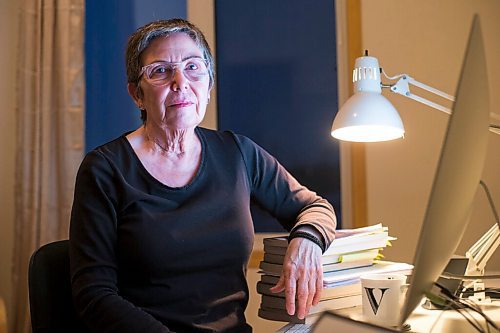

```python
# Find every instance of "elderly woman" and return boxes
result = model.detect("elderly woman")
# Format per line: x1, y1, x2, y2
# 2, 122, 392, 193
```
69, 18, 336, 333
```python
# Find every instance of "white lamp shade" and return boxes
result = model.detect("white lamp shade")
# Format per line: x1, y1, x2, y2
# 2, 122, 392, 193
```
331, 92, 405, 142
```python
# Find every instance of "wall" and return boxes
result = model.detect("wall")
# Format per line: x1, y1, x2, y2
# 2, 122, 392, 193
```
0, 0, 18, 330
214, 1, 340, 232
85, 0, 186, 151
187, 0, 217, 130
360, 0, 500, 269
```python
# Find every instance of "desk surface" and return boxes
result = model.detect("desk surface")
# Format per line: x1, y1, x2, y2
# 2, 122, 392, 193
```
404, 275, 500, 332
404, 299, 499, 333
279, 297, 499, 333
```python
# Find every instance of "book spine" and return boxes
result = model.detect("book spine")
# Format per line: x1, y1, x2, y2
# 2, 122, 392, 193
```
260, 294, 362, 314
257, 281, 362, 300
259, 260, 374, 275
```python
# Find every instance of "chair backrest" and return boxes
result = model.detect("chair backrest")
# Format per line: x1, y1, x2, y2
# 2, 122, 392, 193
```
28, 240, 89, 333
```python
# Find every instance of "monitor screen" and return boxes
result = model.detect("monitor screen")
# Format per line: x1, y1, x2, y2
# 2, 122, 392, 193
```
400, 14, 490, 324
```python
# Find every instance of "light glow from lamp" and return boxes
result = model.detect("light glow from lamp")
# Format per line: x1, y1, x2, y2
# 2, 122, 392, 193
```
331, 92, 405, 142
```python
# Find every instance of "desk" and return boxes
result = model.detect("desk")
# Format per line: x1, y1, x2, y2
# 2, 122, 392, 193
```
278, 298, 499, 332
405, 300, 499, 332
346, 299, 498, 332
403, 277, 500, 332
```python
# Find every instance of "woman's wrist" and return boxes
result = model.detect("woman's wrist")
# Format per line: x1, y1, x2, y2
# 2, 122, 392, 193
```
288, 228, 326, 253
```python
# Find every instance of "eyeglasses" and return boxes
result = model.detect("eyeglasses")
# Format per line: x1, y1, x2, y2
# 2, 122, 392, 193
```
138, 57, 209, 87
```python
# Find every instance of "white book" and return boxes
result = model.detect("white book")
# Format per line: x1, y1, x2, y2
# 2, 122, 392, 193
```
324, 232, 393, 256
263, 223, 387, 248
323, 261, 413, 286
258, 260, 412, 287
263, 225, 395, 257
259, 274, 361, 289
259, 259, 374, 275
257, 280, 361, 300
263, 248, 381, 265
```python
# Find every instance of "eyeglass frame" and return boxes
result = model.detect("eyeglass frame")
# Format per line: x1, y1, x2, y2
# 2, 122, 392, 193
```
138, 56, 210, 87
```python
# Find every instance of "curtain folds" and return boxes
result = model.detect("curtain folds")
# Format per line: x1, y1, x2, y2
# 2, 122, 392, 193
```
12, 1, 85, 332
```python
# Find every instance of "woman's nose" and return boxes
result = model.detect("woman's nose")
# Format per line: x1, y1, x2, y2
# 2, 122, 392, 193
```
171, 68, 189, 91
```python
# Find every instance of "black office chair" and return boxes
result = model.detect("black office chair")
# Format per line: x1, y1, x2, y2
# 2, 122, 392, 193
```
28, 240, 89, 333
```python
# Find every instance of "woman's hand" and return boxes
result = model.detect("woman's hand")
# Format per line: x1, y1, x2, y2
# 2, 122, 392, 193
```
269, 235, 323, 319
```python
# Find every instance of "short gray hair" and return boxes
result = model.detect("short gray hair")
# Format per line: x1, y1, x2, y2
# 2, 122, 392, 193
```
125, 18, 215, 88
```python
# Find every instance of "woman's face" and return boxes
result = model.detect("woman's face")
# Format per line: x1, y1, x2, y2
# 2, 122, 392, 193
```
133, 33, 210, 131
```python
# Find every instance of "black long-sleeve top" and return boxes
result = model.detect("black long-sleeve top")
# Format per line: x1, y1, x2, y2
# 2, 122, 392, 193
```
69, 128, 336, 333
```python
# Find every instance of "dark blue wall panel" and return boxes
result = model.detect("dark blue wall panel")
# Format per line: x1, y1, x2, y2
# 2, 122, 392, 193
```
85, 0, 186, 151
215, 1, 341, 231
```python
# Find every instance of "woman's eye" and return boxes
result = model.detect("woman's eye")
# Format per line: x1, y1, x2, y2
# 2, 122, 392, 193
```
153, 66, 168, 74
185, 62, 199, 71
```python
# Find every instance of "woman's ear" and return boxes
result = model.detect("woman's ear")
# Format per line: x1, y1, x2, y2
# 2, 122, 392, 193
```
207, 85, 213, 104
127, 83, 143, 108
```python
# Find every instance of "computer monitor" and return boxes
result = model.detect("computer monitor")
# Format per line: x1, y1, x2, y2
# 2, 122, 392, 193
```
399, 14, 490, 325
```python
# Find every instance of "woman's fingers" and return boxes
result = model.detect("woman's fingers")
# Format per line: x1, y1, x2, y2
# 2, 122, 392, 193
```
269, 275, 285, 293
284, 269, 297, 315
269, 265, 298, 315
278, 237, 323, 319
313, 271, 323, 306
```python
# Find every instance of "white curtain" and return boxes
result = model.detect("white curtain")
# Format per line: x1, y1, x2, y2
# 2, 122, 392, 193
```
12, 0, 85, 332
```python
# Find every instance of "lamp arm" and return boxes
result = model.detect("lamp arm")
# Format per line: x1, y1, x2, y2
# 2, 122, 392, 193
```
465, 180, 500, 276
465, 224, 500, 275
387, 74, 454, 115
382, 72, 500, 134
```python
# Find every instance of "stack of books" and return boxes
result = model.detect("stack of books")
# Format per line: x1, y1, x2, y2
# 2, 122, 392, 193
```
257, 224, 414, 323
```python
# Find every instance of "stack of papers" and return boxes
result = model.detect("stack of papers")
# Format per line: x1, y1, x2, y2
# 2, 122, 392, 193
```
256, 224, 413, 323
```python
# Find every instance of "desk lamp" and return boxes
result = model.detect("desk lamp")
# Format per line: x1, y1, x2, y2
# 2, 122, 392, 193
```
331, 46, 500, 299
331, 51, 499, 141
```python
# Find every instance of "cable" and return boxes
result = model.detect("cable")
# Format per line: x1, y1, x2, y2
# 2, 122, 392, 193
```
433, 295, 485, 333
456, 295, 494, 329
460, 299, 492, 333
436, 293, 485, 332
479, 180, 499, 226
462, 287, 500, 294
489, 124, 500, 135
441, 272, 500, 280
434, 282, 499, 332
457, 299, 493, 333
381, 68, 406, 81
435, 283, 486, 331
460, 287, 500, 299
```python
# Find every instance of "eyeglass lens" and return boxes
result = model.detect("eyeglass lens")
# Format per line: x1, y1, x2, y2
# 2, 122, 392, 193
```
143, 58, 208, 86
